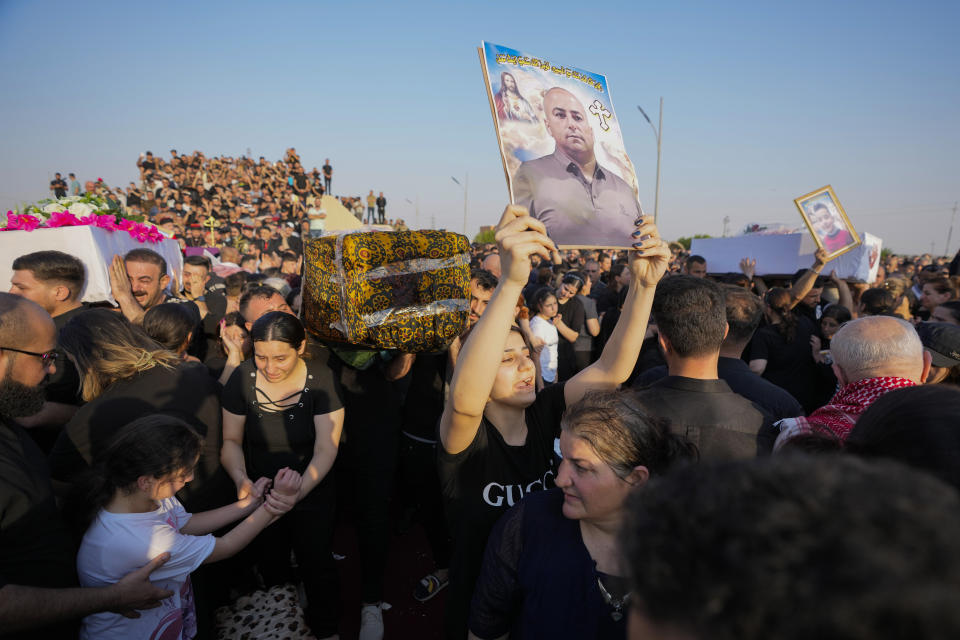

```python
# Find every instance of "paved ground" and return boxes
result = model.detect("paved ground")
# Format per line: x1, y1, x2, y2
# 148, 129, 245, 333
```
332, 516, 447, 639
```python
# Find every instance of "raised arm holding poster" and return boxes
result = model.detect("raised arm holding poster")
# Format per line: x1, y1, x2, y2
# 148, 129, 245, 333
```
479, 42, 642, 249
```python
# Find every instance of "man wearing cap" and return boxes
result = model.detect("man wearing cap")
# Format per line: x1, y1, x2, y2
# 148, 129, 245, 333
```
916, 322, 960, 385
185, 225, 206, 247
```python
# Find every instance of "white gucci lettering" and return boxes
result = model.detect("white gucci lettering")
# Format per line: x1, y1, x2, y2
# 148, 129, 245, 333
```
481, 469, 556, 508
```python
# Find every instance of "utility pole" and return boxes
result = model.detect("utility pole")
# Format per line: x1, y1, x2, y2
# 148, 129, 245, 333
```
405, 196, 421, 229
637, 99, 663, 223
655, 97, 662, 223
451, 174, 468, 235
464, 174, 469, 235
722, 216, 730, 238
946, 201, 957, 256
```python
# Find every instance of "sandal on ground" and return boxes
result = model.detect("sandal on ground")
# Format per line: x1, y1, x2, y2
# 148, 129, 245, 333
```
413, 572, 449, 602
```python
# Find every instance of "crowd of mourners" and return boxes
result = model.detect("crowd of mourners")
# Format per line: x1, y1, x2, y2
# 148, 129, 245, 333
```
57, 148, 401, 260
3, 152, 960, 640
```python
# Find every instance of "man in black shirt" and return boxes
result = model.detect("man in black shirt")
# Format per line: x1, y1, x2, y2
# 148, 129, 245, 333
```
49, 172, 67, 198
632, 276, 773, 459
322, 158, 333, 194
7, 251, 88, 440
635, 285, 803, 421
376, 191, 387, 224
0, 294, 171, 638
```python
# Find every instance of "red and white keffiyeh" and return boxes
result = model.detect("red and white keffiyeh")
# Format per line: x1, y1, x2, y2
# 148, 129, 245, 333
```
773, 376, 916, 450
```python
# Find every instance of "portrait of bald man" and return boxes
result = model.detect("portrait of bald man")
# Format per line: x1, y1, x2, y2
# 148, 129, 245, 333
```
512, 86, 641, 248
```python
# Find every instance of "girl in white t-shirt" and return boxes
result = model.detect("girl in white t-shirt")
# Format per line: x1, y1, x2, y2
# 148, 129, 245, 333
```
77, 414, 300, 640
529, 288, 561, 383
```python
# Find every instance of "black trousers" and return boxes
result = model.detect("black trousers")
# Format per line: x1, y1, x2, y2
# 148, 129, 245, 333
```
337, 362, 402, 603
254, 480, 339, 637
397, 433, 451, 568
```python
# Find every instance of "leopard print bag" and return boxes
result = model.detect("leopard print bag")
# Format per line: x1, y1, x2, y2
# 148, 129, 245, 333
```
214, 583, 315, 640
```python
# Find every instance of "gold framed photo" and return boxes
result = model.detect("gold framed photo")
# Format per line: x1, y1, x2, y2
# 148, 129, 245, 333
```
794, 185, 861, 260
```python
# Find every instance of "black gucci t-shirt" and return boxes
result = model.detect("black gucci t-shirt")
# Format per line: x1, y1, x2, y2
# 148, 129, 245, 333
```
437, 382, 565, 638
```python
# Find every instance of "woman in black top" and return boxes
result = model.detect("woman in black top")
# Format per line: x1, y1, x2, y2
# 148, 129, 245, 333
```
749, 288, 826, 413
51, 309, 228, 511
221, 312, 344, 640
556, 272, 586, 381
438, 205, 669, 639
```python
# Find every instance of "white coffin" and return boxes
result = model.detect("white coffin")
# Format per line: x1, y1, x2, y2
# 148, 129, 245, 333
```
691, 232, 882, 282
0, 226, 183, 304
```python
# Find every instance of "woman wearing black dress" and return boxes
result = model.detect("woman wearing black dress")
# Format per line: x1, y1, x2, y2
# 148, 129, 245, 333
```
221, 311, 344, 640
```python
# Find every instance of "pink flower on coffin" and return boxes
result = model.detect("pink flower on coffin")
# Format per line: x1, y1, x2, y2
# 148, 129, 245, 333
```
3, 213, 42, 231
144, 226, 164, 243
46, 210, 82, 227
80, 214, 119, 230
118, 221, 155, 243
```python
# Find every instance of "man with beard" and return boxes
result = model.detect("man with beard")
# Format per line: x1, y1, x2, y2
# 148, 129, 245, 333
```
0, 294, 171, 638
109, 247, 201, 318
108, 249, 172, 324
109, 248, 206, 359
8, 251, 87, 440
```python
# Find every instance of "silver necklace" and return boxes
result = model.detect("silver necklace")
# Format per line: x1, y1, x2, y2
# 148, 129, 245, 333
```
596, 576, 631, 622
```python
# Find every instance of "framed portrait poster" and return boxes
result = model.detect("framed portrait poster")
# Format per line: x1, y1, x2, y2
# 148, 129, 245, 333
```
794, 185, 861, 260
479, 41, 642, 249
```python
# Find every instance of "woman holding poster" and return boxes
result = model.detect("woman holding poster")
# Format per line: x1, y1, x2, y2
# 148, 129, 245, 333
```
481, 42, 643, 249
436, 205, 669, 639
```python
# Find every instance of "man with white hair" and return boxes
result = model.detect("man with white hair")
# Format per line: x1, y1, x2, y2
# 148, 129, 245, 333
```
766, 316, 932, 451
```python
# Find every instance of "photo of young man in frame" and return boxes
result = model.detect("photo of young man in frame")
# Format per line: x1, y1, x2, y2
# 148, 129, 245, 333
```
795, 185, 861, 259
480, 42, 642, 250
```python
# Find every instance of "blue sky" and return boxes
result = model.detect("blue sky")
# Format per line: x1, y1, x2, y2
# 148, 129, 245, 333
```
1, 0, 957, 254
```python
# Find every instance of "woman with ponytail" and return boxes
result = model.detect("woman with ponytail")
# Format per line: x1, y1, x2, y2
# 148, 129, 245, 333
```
468, 391, 697, 640
76, 415, 299, 640
50, 309, 230, 511
749, 287, 827, 413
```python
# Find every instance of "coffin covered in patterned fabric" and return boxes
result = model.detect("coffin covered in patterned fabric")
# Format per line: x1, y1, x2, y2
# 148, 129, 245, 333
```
302, 230, 471, 351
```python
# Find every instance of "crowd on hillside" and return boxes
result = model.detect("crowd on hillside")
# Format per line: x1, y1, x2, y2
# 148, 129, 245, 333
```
2, 156, 960, 640
51, 149, 403, 256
